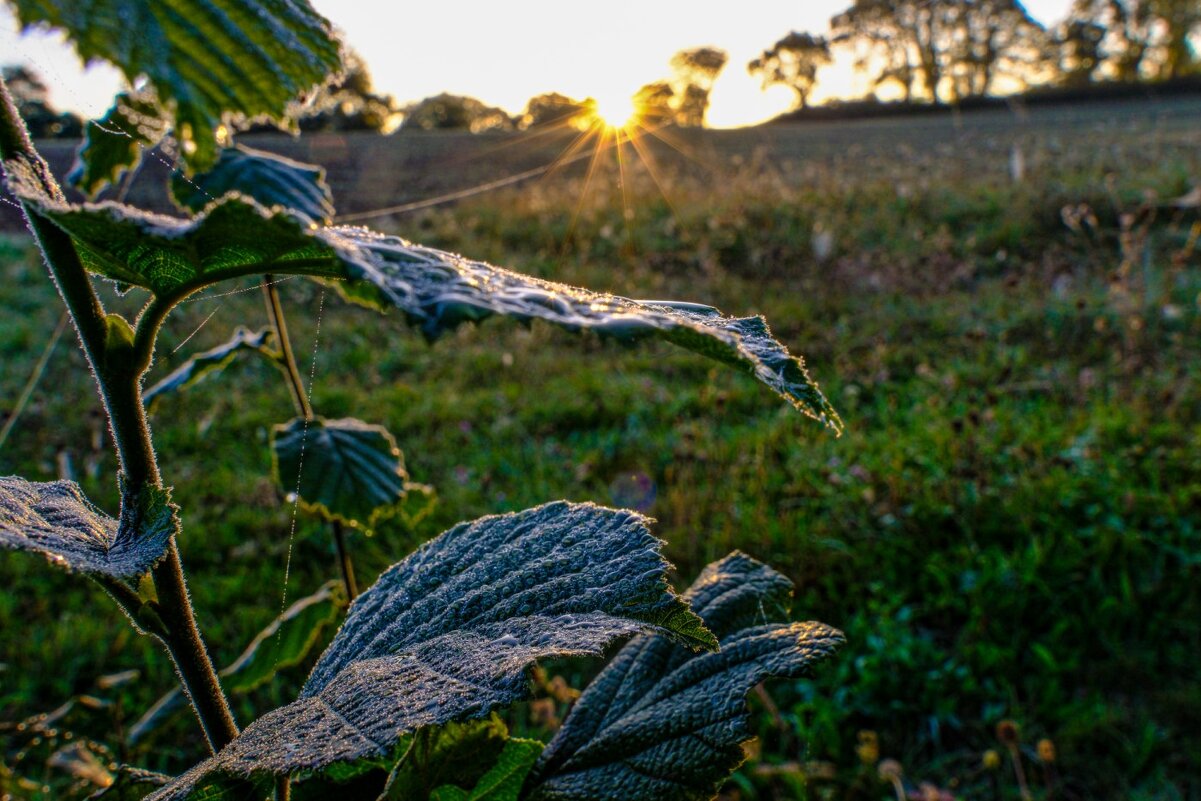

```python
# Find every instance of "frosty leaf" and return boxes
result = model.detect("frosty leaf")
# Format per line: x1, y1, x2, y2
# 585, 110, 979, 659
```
172, 145, 335, 224
522, 553, 844, 801
271, 416, 409, 531
10, 0, 341, 173
430, 739, 542, 801
144, 327, 275, 409
5, 185, 841, 431
0, 476, 174, 578
68, 90, 170, 197
147, 502, 713, 800
127, 581, 342, 745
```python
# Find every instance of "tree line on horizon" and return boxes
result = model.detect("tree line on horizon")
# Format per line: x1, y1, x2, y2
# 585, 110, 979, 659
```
5, 0, 1199, 138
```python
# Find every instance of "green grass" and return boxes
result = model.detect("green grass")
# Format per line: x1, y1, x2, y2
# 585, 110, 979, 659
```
2, 102, 1200, 800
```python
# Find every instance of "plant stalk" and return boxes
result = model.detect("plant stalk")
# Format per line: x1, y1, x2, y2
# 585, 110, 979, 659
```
260, 277, 359, 600
0, 76, 238, 752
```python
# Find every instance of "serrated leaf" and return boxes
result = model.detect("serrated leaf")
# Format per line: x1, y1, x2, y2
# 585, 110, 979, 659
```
68, 90, 170, 197
127, 582, 343, 745
271, 417, 408, 531
143, 327, 275, 410
430, 739, 542, 801
522, 553, 844, 801
0, 476, 174, 578
90, 767, 169, 800
11, 0, 341, 174
147, 502, 714, 800
3, 181, 840, 432
172, 145, 335, 224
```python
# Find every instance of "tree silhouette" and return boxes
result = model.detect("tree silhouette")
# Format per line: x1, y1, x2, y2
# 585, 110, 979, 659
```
1054, 18, 1108, 84
668, 47, 729, 127
632, 80, 676, 125
747, 32, 832, 109
0, 64, 82, 139
1070, 0, 1200, 80
519, 92, 592, 129
401, 93, 515, 132
832, 0, 1048, 103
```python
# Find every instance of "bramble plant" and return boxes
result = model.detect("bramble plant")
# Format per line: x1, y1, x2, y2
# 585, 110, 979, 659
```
0, 2, 844, 799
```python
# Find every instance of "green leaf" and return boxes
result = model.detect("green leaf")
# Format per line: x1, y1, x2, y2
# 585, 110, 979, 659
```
127, 581, 344, 745
0, 476, 175, 578
429, 739, 542, 801
381, 717, 510, 801
144, 327, 275, 410
11, 0, 342, 174
271, 417, 409, 531
68, 90, 169, 197
522, 553, 844, 801
172, 145, 335, 224
5, 183, 840, 431
90, 767, 170, 800
146, 502, 713, 800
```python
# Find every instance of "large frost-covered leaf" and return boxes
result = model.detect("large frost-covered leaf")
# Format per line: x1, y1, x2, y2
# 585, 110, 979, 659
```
148, 502, 713, 800
172, 145, 335, 223
3, 180, 841, 431
143, 327, 275, 409
522, 553, 844, 801
10, 0, 341, 174
0, 476, 174, 578
271, 416, 408, 530
68, 90, 170, 197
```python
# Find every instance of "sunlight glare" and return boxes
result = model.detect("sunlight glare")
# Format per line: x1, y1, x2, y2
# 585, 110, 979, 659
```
589, 89, 638, 130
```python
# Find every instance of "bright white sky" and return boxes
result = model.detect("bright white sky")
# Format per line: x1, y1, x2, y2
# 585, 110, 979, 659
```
0, 0, 1073, 128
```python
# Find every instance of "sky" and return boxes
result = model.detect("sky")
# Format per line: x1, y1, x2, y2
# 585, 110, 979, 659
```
1, 0, 1075, 128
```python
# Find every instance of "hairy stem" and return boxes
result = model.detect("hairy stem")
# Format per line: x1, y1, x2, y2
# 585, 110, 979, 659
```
261, 277, 313, 420
261, 277, 359, 599
0, 77, 238, 752
332, 520, 359, 600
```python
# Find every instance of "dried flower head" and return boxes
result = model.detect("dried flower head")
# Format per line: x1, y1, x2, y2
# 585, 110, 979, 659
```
878, 758, 904, 781
1037, 738, 1056, 764
996, 720, 1021, 746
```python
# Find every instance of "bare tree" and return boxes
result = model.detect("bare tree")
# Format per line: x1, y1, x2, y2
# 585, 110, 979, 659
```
748, 32, 832, 109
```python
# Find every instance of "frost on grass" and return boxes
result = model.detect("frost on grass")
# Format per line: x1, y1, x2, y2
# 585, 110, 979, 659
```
2, 173, 842, 434
0, 476, 174, 578
148, 502, 714, 800
523, 553, 844, 801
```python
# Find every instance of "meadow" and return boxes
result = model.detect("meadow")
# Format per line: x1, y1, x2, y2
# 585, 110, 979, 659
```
1, 96, 1199, 800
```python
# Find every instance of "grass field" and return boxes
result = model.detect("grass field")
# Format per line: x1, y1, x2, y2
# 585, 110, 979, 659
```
2, 97, 1200, 800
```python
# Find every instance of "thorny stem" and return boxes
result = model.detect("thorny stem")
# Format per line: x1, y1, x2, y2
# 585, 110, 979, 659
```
260, 277, 360, 601
0, 77, 239, 752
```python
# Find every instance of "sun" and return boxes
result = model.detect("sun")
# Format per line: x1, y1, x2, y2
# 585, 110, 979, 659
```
588, 90, 638, 131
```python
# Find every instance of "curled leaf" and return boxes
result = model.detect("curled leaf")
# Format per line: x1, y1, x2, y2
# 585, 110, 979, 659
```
172, 145, 335, 224
143, 327, 275, 409
522, 553, 844, 801
3, 182, 841, 432
0, 476, 174, 578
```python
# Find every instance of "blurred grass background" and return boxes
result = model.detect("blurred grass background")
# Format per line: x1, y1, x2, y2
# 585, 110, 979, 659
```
1, 97, 1199, 799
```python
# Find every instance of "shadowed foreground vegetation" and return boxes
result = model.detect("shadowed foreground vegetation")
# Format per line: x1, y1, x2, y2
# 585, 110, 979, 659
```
1, 98, 1199, 800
